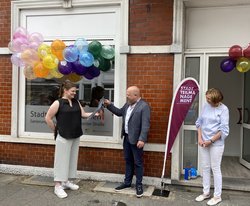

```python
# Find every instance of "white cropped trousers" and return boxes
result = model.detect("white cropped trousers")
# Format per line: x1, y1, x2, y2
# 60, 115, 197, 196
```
199, 145, 224, 197
54, 135, 80, 182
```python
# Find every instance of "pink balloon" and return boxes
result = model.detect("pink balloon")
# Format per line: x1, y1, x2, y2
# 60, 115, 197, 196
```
11, 53, 26, 67
9, 37, 29, 52
21, 49, 40, 66
28, 41, 41, 50
28, 32, 44, 44
13, 27, 28, 39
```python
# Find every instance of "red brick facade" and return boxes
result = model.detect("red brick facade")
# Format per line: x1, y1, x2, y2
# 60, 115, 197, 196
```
0, 0, 173, 178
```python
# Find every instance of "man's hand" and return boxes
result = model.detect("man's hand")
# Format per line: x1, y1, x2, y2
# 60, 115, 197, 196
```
103, 99, 111, 107
137, 140, 144, 149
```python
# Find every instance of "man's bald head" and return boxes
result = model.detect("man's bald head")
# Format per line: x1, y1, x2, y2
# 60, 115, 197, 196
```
126, 86, 141, 105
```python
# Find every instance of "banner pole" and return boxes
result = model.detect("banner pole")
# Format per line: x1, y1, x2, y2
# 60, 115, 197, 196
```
160, 77, 199, 190
160, 78, 181, 186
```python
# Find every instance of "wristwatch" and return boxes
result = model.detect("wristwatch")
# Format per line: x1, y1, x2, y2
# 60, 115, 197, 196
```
210, 139, 215, 143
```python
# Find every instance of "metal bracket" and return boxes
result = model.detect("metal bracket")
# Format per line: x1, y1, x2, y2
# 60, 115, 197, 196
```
63, 0, 72, 8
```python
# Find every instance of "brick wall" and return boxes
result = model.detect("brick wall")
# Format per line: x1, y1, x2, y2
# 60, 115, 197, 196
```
0, 143, 171, 177
0, 0, 11, 47
129, 0, 173, 45
0, 56, 12, 135
0, 0, 174, 178
127, 54, 173, 144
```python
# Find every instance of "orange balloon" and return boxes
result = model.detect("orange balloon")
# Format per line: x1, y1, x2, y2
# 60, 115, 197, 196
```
33, 62, 50, 78
51, 39, 66, 61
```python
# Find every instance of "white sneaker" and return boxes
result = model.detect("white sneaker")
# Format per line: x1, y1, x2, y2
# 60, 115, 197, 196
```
62, 181, 79, 190
207, 197, 222, 206
54, 185, 67, 198
195, 194, 210, 202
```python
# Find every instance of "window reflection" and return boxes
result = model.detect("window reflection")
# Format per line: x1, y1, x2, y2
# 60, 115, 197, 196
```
184, 57, 200, 125
183, 130, 198, 169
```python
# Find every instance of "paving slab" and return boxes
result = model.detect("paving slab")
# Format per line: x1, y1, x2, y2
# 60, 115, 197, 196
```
93, 181, 155, 197
21, 175, 80, 187
1, 173, 250, 206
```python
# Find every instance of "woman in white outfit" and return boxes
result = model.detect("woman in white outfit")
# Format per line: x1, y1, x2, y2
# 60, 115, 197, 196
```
195, 88, 229, 206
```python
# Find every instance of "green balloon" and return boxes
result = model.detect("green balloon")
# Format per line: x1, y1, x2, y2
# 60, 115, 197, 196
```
100, 45, 115, 60
88, 40, 102, 58
97, 56, 111, 71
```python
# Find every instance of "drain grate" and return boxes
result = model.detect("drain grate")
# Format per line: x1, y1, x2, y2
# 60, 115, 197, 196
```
152, 188, 170, 197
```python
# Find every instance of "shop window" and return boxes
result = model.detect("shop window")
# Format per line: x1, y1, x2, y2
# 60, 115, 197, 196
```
25, 65, 114, 136
13, 1, 127, 140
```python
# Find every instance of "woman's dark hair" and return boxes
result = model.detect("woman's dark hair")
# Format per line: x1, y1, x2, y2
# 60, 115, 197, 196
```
90, 86, 104, 107
58, 80, 77, 98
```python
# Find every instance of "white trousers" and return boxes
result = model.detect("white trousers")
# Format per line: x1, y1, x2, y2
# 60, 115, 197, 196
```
199, 145, 224, 197
54, 135, 80, 182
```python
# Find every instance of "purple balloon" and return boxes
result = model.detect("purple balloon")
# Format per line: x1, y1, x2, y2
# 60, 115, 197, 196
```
63, 45, 79, 62
72, 60, 88, 75
88, 65, 100, 77
58, 61, 73, 75
220, 58, 236, 72
83, 65, 100, 80
83, 71, 94, 80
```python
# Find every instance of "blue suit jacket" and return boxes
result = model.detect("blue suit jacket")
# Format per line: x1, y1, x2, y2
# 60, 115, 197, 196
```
107, 99, 151, 144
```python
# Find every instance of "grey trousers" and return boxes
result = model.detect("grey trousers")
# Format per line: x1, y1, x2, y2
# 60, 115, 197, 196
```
54, 135, 80, 182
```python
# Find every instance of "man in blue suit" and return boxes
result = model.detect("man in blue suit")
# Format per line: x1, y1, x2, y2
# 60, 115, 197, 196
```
104, 86, 151, 198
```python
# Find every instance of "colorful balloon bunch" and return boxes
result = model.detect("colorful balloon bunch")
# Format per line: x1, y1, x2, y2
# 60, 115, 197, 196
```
9, 27, 115, 81
220, 44, 250, 73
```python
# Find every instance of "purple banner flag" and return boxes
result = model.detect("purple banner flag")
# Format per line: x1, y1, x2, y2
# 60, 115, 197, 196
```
161, 77, 199, 179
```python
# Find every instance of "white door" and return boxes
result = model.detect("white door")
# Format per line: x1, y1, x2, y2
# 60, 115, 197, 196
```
240, 72, 250, 169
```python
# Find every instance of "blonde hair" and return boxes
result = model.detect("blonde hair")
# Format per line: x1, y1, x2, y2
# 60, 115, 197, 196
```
206, 88, 223, 104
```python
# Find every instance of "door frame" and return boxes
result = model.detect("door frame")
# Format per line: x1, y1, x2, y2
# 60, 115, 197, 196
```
240, 74, 250, 169
181, 51, 244, 175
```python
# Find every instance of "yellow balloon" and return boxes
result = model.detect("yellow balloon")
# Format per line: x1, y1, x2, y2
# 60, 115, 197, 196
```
42, 54, 59, 69
44, 73, 54, 79
236, 57, 250, 73
50, 68, 64, 78
38, 43, 51, 59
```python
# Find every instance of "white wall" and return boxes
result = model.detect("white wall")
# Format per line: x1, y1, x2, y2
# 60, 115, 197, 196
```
186, 5, 250, 49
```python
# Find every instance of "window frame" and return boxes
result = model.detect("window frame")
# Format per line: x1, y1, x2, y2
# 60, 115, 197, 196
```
11, 0, 129, 147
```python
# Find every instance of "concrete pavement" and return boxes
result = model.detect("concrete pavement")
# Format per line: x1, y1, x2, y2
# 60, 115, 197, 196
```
0, 173, 250, 206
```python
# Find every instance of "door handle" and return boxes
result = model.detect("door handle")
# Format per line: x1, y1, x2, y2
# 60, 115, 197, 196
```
237, 107, 242, 124
237, 107, 250, 124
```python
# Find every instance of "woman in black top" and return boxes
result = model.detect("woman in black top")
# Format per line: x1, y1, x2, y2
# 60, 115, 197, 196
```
45, 80, 96, 199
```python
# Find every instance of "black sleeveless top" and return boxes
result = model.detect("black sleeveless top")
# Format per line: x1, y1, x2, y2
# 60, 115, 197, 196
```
56, 98, 83, 139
